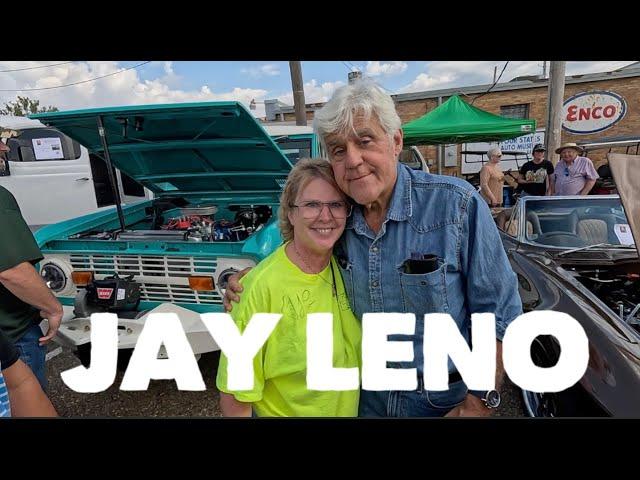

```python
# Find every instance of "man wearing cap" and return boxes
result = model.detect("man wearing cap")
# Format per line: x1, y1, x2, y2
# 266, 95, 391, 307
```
552, 143, 598, 196
516, 144, 554, 196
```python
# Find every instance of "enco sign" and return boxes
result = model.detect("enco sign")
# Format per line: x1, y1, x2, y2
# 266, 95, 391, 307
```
563, 91, 627, 134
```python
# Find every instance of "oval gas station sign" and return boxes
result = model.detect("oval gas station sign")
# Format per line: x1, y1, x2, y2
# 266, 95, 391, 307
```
563, 91, 626, 134
562, 91, 627, 134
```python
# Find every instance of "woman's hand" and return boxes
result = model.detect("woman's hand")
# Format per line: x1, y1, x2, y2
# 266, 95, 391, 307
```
222, 267, 252, 312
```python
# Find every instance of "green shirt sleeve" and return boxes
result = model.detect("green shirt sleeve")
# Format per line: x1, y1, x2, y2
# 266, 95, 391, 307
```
0, 187, 43, 272
216, 275, 269, 403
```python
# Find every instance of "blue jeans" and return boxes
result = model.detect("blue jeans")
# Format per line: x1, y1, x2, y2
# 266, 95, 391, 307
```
358, 379, 468, 417
14, 323, 47, 391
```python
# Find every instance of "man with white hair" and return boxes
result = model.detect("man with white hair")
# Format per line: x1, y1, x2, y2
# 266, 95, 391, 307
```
226, 80, 522, 417
552, 143, 598, 196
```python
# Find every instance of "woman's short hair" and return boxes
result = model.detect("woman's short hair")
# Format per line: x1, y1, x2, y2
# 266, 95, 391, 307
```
487, 146, 503, 158
312, 78, 401, 152
278, 157, 347, 242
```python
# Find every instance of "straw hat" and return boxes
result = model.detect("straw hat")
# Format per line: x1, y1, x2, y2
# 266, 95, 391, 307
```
555, 142, 584, 155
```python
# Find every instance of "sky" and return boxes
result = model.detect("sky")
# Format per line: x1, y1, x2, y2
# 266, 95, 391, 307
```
0, 61, 635, 120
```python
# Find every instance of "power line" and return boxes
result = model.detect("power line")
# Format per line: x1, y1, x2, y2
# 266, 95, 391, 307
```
346, 61, 360, 71
470, 61, 509, 105
0, 61, 76, 73
341, 61, 354, 72
0, 61, 151, 92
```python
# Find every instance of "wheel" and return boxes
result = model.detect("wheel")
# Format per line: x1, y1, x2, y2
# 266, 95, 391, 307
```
75, 343, 133, 371
521, 336, 562, 417
522, 388, 561, 417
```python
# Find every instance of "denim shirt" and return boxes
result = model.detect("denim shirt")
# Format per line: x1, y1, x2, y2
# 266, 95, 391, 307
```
335, 163, 522, 377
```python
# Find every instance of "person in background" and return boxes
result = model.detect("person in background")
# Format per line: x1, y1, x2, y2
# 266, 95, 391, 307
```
516, 143, 554, 196
479, 147, 505, 207
0, 139, 9, 176
1, 327, 57, 417
0, 185, 63, 391
552, 143, 598, 196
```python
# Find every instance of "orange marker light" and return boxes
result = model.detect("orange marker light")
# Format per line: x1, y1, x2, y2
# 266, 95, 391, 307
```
188, 276, 215, 291
72, 271, 94, 286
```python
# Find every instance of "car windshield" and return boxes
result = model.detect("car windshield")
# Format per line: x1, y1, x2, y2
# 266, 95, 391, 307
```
522, 197, 636, 249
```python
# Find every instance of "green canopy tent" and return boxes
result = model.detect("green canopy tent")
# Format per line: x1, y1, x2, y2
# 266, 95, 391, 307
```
402, 95, 536, 145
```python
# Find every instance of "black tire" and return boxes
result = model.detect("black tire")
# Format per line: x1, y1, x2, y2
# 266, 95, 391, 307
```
75, 343, 134, 371
520, 336, 583, 417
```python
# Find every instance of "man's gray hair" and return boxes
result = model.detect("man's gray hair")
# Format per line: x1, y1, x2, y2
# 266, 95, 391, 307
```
313, 79, 401, 151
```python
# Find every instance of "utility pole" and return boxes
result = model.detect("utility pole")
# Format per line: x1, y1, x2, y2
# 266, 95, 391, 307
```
542, 61, 547, 78
289, 61, 307, 126
437, 96, 443, 175
545, 61, 566, 166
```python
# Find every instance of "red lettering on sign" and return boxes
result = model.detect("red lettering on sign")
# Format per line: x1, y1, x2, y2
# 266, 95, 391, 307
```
567, 105, 577, 121
592, 106, 602, 119
603, 105, 616, 118
578, 108, 590, 121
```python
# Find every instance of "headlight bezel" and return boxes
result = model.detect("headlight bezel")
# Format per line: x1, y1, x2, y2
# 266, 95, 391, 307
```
41, 262, 67, 292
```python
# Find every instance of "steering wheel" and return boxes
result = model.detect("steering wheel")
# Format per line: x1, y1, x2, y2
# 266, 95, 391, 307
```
535, 232, 587, 248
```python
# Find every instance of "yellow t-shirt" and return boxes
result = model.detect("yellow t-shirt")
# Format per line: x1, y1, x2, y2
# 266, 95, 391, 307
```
216, 244, 361, 417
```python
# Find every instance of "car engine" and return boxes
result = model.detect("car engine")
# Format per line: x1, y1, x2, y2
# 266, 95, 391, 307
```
69, 201, 273, 242
571, 265, 640, 333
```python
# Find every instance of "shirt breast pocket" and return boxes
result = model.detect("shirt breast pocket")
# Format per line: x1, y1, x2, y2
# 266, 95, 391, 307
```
336, 262, 355, 312
398, 258, 449, 315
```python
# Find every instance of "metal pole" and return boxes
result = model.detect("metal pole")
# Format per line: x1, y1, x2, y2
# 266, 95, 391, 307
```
289, 61, 307, 126
437, 97, 443, 175
545, 61, 566, 166
97, 116, 126, 232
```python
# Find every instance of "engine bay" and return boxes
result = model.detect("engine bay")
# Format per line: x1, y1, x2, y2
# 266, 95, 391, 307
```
68, 198, 274, 242
568, 263, 640, 333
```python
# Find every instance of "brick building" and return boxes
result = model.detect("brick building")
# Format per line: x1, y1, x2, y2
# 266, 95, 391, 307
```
264, 63, 640, 177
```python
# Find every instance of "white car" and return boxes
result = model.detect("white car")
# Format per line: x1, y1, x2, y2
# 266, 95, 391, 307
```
1, 115, 151, 228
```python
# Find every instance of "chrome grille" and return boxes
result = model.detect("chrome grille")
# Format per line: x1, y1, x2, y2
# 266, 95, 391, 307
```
68, 254, 221, 305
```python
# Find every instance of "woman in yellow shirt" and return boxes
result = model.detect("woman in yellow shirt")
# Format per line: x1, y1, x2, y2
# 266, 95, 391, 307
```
216, 158, 361, 417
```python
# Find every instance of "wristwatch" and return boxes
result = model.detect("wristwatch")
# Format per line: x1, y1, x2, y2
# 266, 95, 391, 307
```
469, 389, 501, 409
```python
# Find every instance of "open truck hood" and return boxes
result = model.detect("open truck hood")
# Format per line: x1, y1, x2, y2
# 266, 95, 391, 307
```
31, 101, 293, 196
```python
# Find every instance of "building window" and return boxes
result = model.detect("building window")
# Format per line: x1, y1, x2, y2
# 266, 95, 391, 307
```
500, 104, 530, 119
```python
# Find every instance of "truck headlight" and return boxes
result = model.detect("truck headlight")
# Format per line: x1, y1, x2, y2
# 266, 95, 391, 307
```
217, 268, 238, 292
215, 257, 257, 297
41, 263, 67, 292
39, 256, 75, 296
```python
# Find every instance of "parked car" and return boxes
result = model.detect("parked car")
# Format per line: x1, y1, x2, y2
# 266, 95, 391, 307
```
493, 178, 640, 415
0, 115, 151, 228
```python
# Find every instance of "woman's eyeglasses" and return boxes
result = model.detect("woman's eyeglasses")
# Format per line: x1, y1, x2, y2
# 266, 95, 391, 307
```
290, 201, 352, 219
